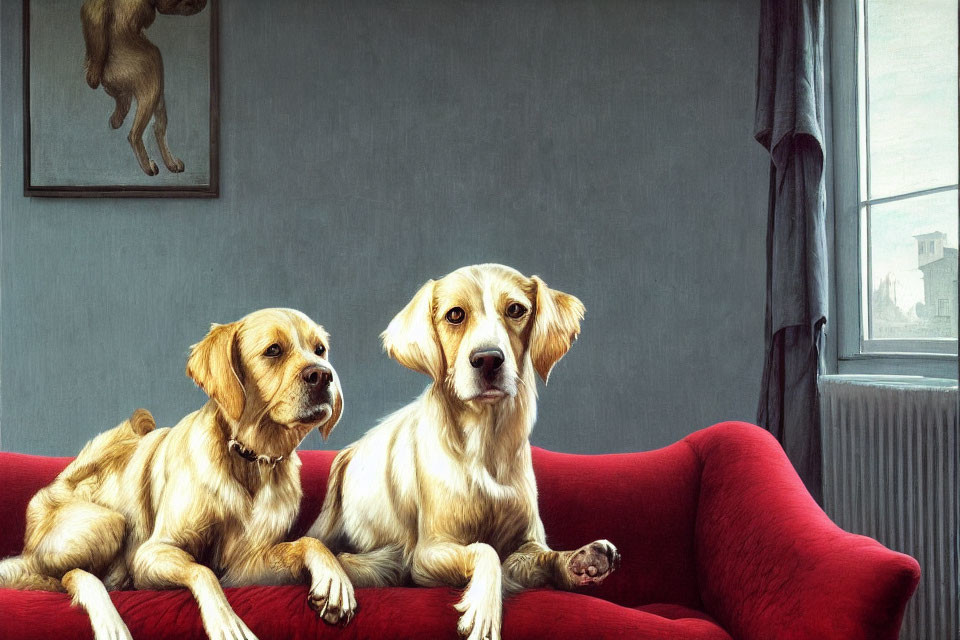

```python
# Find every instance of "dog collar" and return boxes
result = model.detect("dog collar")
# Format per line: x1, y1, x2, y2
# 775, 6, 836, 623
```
228, 439, 284, 467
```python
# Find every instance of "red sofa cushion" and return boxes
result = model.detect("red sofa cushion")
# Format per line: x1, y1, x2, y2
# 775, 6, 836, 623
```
0, 586, 732, 640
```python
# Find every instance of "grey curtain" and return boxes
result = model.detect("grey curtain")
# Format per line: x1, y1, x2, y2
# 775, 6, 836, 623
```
754, 0, 827, 503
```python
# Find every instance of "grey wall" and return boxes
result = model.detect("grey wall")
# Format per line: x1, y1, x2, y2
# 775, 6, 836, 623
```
0, 0, 769, 457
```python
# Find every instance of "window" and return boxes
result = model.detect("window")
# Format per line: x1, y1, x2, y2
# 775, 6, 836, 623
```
832, 0, 959, 375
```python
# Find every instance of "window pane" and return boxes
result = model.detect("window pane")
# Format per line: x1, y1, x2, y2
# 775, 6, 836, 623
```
865, 0, 958, 199
868, 189, 958, 340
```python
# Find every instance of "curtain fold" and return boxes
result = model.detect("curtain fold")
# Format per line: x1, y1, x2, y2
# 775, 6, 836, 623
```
754, 0, 827, 503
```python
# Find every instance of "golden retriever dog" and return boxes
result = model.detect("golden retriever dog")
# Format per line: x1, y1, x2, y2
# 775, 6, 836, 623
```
308, 264, 621, 640
0, 308, 360, 640
81, 0, 207, 176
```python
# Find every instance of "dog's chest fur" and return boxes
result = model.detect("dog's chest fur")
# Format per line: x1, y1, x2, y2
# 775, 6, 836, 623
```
201, 462, 302, 578
425, 416, 535, 556
450, 478, 531, 556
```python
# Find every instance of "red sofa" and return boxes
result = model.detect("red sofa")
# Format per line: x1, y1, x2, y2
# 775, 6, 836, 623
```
0, 422, 919, 639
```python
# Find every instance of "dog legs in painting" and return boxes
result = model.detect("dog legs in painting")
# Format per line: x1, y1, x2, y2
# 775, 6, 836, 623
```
153, 97, 185, 173
80, 0, 204, 175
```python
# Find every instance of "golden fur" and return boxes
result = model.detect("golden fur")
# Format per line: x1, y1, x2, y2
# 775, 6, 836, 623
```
308, 264, 621, 640
0, 308, 355, 640
81, 0, 207, 175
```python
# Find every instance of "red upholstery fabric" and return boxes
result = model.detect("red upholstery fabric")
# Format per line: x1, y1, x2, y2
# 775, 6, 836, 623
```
0, 587, 732, 640
686, 422, 921, 640
0, 452, 74, 559
0, 422, 919, 639
529, 445, 702, 609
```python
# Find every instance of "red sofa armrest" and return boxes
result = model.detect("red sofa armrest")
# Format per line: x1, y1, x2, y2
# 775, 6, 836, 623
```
0, 452, 72, 558
685, 422, 920, 640
531, 445, 705, 609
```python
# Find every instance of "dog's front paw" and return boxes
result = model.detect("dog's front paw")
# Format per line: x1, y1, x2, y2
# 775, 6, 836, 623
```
88, 610, 133, 640
201, 611, 258, 640
454, 590, 500, 640
308, 569, 357, 626
566, 539, 620, 587
165, 157, 185, 173
142, 160, 159, 176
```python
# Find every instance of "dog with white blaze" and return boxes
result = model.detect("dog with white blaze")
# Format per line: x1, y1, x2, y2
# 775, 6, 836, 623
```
308, 264, 620, 640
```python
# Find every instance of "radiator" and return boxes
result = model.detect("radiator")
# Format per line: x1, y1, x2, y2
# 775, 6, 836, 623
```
820, 375, 958, 640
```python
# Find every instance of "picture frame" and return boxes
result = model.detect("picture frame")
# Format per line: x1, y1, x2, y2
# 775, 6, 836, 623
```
23, 0, 219, 198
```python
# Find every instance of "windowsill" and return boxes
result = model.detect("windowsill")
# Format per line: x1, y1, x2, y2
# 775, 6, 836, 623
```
836, 353, 957, 379
821, 373, 958, 390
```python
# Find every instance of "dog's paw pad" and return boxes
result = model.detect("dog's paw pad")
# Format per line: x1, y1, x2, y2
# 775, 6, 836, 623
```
308, 590, 354, 626
456, 600, 498, 640
322, 607, 342, 625
307, 593, 327, 614
456, 609, 475, 637
567, 540, 620, 586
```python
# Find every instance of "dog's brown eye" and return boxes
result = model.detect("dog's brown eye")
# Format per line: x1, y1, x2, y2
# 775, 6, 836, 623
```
506, 302, 527, 319
445, 307, 465, 324
315, 344, 326, 357
264, 343, 282, 357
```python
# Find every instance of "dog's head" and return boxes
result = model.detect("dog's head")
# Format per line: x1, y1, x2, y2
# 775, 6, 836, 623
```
186, 308, 343, 440
382, 264, 584, 404
155, 0, 207, 16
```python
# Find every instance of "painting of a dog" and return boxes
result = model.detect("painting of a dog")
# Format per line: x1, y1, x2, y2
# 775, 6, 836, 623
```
81, 0, 207, 176
23, 0, 218, 196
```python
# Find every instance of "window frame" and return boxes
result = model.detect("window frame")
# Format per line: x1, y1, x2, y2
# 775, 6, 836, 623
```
829, 0, 959, 379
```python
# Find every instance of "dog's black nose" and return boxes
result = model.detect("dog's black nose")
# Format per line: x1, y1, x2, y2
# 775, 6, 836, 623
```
302, 365, 332, 388
470, 348, 504, 372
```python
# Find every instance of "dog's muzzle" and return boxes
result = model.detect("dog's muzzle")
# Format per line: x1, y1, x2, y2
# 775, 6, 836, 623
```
302, 364, 334, 402
298, 364, 336, 423
470, 347, 504, 382
298, 403, 332, 425
468, 346, 511, 402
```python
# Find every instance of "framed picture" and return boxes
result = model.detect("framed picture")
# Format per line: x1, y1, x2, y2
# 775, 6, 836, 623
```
23, 0, 219, 198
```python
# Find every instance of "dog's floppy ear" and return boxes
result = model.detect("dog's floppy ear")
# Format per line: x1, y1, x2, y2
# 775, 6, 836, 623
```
381, 279, 443, 380
321, 384, 344, 441
529, 276, 585, 383
186, 322, 245, 422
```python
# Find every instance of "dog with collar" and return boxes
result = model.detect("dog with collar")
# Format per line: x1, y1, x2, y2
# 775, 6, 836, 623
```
308, 264, 620, 640
0, 308, 358, 640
